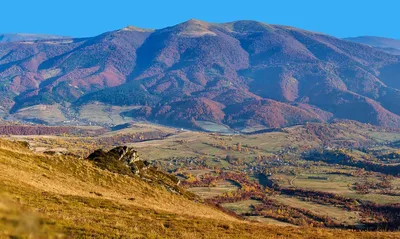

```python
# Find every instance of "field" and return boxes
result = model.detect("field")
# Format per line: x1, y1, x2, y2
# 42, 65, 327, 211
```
270, 172, 400, 204
11, 104, 67, 124
1, 120, 400, 235
78, 102, 140, 125
270, 173, 353, 193
268, 195, 361, 227
188, 180, 240, 199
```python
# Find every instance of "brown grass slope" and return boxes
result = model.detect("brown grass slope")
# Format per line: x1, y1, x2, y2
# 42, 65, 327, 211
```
0, 139, 399, 238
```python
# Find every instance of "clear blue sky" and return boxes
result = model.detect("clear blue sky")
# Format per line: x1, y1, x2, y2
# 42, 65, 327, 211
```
1, 0, 399, 39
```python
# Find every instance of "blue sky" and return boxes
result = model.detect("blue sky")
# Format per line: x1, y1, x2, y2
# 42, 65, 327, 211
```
1, 0, 399, 39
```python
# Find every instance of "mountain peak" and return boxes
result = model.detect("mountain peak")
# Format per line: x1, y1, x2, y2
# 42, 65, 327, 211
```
174, 18, 216, 37
185, 18, 206, 24
121, 26, 154, 33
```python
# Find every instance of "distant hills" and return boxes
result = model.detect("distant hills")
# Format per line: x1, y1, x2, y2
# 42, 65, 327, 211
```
1, 20, 400, 131
344, 36, 400, 55
0, 33, 69, 42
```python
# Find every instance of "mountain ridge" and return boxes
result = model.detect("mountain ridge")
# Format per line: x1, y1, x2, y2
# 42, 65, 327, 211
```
344, 36, 400, 55
1, 20, 400, 131
0, 33, 70, 42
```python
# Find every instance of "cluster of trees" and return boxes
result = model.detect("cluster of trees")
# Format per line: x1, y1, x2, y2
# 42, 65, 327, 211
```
376, 151, 400, 164
354, 176, 395, 195
278, 187, 359, 211
0, 125, 109, 136
302, 122, 373, 148
302, 121, 397, 149
0, 125, 74, 135
207, 141, 251, 153
276, 181, 400, 230
205, 181, 347, 228
184, 171, 348, 227
95, 131, 171, 146
249, 201, 340, 228
180, 172, 218, 187
184, 168, 400, 230
304, 149, 400, 176
224, 155, 244, 165
360, 203, 400, 230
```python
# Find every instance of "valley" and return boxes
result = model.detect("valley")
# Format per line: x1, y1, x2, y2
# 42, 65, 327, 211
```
1, 120, 399, 236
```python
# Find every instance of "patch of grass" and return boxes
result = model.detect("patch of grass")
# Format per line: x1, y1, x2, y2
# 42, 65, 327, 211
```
13, 104, 67, 125
187, 180, 240, 199
79, 102, 139, 125
221, 199, 263, 215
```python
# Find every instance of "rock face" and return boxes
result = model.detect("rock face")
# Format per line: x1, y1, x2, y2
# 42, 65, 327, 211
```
108, 146, 140, 165
87, 146, 147, 175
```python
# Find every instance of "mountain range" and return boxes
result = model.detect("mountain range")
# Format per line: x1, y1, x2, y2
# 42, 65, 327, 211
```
0, 33, 69, 43
1, 19, 400, 131
344, 36, 400, 55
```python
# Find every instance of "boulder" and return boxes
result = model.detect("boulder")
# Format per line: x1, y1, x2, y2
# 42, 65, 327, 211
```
87, 146, 144, 175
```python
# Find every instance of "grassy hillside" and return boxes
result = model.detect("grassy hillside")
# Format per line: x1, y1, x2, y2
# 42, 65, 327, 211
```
0, 139, 399, 238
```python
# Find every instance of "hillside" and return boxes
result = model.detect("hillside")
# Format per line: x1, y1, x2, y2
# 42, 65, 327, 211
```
1, 20, 400, 130
1, 138, 399, 238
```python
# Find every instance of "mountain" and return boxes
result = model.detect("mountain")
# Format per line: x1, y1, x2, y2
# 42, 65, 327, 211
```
0, 33, 69, 42
1, 20, 400, 130
344, 36, 400, 55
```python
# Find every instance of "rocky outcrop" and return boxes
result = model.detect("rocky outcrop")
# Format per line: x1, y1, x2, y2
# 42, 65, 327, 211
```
86, 146, 195, 199
108, 146, 141, 165
87, 146, 147, 175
